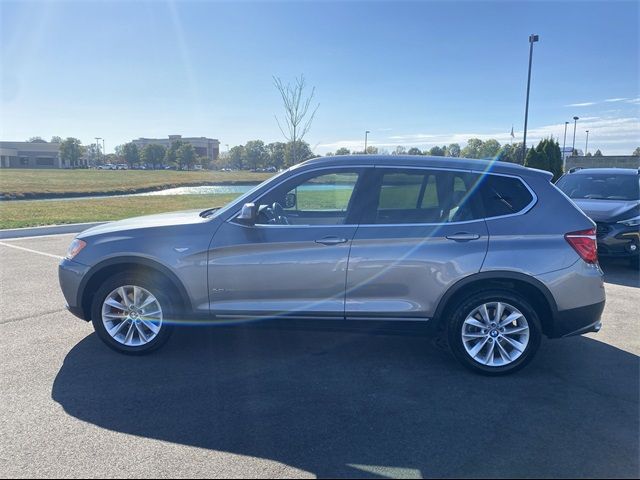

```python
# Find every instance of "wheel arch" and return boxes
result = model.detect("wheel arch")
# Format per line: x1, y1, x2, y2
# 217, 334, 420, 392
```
78, 256, 192, 321
432, 271, 558, 337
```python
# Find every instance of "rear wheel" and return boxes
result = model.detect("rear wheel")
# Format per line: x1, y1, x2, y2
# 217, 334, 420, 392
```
447, 290, 541, 375
91, 272, 174, 354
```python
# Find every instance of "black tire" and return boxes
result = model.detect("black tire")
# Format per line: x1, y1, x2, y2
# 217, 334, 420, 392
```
91, 272, 175, 355
447, 290, 542, 376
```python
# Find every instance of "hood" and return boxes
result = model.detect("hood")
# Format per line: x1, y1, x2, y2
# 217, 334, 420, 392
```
77, 209, 209, 238
572, 199, 639, 222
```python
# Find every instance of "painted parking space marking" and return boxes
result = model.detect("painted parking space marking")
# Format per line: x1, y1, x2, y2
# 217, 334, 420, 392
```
0, 241, 63, 260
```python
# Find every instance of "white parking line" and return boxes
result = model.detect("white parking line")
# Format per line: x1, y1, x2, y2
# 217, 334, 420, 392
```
0, 241, 63, 260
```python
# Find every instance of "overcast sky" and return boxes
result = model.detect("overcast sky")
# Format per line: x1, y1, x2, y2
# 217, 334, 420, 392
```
1, 0, 638, 155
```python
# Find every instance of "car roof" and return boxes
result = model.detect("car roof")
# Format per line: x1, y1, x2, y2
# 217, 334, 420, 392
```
567, 167, 639, 175
296, 155, 549, 179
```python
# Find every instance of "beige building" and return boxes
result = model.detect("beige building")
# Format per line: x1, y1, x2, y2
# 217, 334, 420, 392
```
132, 135, 220, 163
0, 141, 82, 168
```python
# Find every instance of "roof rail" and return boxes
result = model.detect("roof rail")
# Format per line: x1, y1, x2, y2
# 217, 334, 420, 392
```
568, 167, 583, 173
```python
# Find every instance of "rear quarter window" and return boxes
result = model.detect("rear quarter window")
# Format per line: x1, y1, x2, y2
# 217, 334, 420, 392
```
479, 175, 534, 218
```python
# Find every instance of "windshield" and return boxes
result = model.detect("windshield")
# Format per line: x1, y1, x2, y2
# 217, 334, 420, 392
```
556, 173, 640, 201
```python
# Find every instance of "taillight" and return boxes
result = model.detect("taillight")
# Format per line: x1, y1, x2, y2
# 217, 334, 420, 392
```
565, 228, 598, 264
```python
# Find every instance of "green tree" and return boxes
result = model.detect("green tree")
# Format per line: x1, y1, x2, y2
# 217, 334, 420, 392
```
479, 139, 501, 158
335, 147, 351, 155
228, 145, 245, 170
446, 143, 461, 157
497, 143, 525, 164
27, 136, 46, 143
543, 137, 563, 180
141, 144, 167, 169
392, 146, 407, 155
594, 149, 603, 157
285, 141, 314, 166
525, 139, 550, 173
244, 140, 268, 170
122, 142, 140, 168
461, 138, 484, 158
632, 147, 640, 156
266, 142, 287, 169
428, 146, 445, 156
176, 143, 196, 170
165, 140, 185, 168
59, 137, 82, 168
407, 147, 422, 155
50, 136, 63, 144
365, 146, 378, 155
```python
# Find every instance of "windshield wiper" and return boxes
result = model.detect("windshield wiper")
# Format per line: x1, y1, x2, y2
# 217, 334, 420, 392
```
199, 207, 220, 218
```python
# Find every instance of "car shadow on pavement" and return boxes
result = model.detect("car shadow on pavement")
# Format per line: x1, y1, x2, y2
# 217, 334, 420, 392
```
600, 259, 639, 288
52, 322, 639, 479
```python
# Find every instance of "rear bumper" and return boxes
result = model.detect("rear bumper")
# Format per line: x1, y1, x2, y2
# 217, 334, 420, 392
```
551, 300, 605, 338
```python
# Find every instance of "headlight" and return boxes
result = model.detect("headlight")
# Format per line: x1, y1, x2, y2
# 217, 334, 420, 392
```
66, 239, 87, 259
618, 216, 640, 227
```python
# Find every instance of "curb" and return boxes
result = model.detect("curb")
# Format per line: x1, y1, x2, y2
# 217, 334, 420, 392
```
0, 222, 106, 240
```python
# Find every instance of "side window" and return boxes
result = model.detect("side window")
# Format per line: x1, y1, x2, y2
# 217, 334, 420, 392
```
372, 169, 481, 224
479, 175, 534, 217
254, 171, 360, 225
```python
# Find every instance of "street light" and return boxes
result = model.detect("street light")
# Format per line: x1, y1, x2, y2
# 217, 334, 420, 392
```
95, 137, 102, 167
562, 121, 569, 161
522, 34, 539, 159
585, 130, 590, 155
364, 130, 370, 154
571, 116, 579, 155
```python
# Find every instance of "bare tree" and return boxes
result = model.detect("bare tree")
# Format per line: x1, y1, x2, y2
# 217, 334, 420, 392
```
273, 74, 319, 165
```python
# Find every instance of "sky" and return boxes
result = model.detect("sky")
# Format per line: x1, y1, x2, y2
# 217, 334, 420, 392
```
1, 0, 638, 155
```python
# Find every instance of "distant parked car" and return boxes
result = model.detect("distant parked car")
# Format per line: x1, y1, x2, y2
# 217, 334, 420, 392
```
59, 155, 605, 375
556, 168, 639, 268
115, 164, 128, 170
97, 164, 115, 170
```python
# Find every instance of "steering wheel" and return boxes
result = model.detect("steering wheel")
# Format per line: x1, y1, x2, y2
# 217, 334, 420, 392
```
257, 202, 290, 225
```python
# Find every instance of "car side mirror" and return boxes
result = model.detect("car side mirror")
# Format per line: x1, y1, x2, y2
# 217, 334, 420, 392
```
236, 203, 257, 225
284, 192, 296, 209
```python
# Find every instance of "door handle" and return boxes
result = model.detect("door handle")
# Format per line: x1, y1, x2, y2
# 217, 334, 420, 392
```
315, 237, 349, 246
446, 232, 481, 242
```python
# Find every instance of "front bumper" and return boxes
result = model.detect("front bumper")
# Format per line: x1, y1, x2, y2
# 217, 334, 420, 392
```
59, 258, 91, 321
596, 222, 640, 259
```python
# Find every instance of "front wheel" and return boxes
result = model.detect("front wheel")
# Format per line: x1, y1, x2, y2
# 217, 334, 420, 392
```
447, 290, 542, 375
91, 273, 174, 355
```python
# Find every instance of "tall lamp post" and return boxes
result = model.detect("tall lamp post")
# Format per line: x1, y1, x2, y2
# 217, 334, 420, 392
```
364, 130, 370, 154
522, 34, 539, 160
571, 116, 579, 155
562, 121, 569, 161
585, 130, 590, 155
95, 137, 102, 167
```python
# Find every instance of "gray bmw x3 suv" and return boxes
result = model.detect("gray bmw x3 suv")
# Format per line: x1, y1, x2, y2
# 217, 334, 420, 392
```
59, 155, 605, 375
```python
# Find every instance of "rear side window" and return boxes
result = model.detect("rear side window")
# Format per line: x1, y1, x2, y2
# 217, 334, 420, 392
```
368, 169, 482, 224
478, 175, 534, 217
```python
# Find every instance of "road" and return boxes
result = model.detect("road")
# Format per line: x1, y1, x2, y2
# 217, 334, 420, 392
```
0, 233, 638, 479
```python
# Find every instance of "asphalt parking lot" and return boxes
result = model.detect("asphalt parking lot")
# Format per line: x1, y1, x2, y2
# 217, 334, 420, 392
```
0, 233, 638, 479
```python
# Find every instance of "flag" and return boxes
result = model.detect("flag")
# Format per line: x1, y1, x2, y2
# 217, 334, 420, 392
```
510, 125, 515, 139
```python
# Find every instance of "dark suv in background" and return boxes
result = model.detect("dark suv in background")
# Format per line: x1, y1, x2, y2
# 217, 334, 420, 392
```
556, 168, 639, 268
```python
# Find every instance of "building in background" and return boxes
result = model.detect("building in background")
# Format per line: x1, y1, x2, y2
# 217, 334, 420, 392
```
0, 141, 72, 169
132, 135, 220, 163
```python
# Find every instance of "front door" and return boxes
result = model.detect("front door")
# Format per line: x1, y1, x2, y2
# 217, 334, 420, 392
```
208, 167, 365, 318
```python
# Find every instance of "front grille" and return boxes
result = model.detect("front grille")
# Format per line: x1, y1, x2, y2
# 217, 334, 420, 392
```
596, 222, 611, 239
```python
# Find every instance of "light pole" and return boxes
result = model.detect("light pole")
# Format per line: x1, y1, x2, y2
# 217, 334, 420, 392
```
102, 139, 105, 157
562, 121, 569, 160
522, 34, 539, 160
95, 137, 102, 167
571, 116, 579, 155
585, 130, 589, 155
364, 130, 370, 154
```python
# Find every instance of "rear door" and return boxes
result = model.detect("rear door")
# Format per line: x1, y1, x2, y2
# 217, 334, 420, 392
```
345, 166, 489, 320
